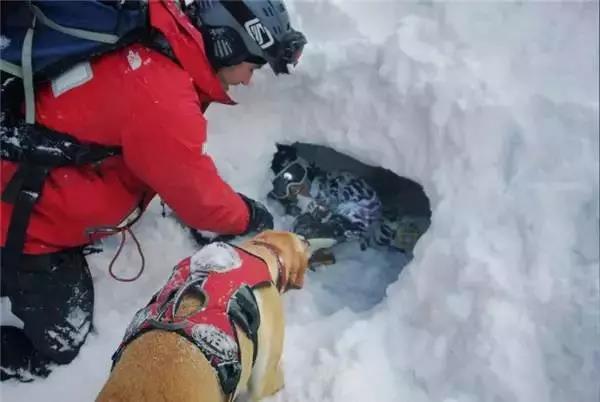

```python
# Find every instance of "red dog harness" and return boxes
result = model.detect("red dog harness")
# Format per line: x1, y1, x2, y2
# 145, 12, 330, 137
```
112, 243, 278, 396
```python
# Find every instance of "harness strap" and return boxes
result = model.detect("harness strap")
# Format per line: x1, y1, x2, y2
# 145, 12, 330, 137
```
140, 278, 244, 395
228, 284, 261, 364
1, 164, 50, 274
144, 276, 244, 395
249, 240, 287, 293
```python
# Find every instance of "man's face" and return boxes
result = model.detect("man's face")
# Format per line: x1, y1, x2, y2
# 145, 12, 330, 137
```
217, 62, 263, 92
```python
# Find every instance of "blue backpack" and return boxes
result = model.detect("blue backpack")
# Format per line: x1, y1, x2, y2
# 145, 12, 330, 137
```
1, 0, 149, 123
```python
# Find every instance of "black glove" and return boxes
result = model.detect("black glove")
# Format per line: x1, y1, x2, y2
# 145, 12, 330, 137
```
239, 193, 274, 234
189, 194, 273, 247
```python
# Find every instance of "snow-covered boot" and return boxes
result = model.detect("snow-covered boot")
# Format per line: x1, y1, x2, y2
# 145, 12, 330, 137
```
0, 326, 51, 382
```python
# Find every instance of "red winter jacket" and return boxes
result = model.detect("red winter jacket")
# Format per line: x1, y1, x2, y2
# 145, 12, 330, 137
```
0, 0, 250, 254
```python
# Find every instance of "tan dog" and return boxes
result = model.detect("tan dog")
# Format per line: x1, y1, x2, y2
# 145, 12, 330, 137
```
97, 230, 309, 402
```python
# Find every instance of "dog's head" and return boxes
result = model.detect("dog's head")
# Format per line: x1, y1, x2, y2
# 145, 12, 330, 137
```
242, 230, 310, 290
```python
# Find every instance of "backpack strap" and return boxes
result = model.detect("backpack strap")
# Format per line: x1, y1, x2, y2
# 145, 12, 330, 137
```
1, 123, 122, 166
0, 20, 37, 124
0, 123, 122, 271
1, 163, 50, 274
11, 3, 120, 125
28, 3, 120, 45
22, 24, 35, 124
0, 60, 23, 78
0, 1, 149, 124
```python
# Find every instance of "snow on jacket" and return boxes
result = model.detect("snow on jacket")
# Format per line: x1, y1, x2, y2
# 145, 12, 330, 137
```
0, 0, 249, 254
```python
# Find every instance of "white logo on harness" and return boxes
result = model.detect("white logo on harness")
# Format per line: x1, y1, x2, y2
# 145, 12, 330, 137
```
190, 243, 241, 275
244, 18, 274, 49
191, 323, 238, 361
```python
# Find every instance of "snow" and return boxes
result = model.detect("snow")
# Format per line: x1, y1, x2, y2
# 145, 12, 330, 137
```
0, 36, 9, 51
190, 242, 242, 273
1, 1, 599, 402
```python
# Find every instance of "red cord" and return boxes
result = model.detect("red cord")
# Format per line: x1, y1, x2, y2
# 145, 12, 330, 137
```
108, 228, 145, 282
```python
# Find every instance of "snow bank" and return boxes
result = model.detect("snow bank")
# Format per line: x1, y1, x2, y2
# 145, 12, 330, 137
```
211, 2, 600, 401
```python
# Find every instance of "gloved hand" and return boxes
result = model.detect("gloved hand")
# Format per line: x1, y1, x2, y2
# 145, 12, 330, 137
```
189, 195, 273, 247
239, 193, 274, 234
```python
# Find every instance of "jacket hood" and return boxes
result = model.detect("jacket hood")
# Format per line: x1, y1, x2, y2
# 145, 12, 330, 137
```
149, 0, 235, 105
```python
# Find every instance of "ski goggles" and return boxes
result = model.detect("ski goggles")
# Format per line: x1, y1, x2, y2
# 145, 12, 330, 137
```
216, 1, 307, 75
271, 159, 309, 199
266, 30, 307, 75
247, 30, 306, 74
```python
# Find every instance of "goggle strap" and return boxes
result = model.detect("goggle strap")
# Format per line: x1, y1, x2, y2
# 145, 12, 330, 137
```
272, 159, 308, 199
272, 158, 302, 180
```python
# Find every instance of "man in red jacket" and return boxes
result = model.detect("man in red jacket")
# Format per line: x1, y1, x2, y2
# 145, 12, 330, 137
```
0, 0, 306, 381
